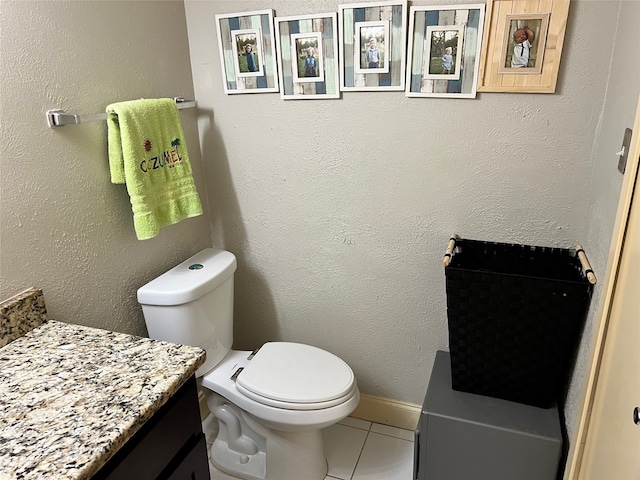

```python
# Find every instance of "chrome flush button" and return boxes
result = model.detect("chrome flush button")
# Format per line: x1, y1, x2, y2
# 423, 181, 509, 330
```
188, 264, 204, 270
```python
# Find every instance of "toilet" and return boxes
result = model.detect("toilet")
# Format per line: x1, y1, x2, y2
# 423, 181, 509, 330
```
137, 248, 360, 480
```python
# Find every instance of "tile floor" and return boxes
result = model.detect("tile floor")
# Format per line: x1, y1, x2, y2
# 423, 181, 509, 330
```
204, 416, 415, 480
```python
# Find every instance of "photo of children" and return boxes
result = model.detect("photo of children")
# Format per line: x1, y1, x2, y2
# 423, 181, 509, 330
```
355, 21, 388, 74
243, 44, 258, 72
291, 32, 324, 83
429, 31, 457, 75
304, 47, 317, 77
232, 29, 262, 77
441, 46, 453, 74
506, 21, 539, 68
364, 37, 381, 69
425, 26, 463, 78
499, 13, 549, 74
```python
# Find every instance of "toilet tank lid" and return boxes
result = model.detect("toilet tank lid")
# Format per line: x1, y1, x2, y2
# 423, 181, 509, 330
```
137, 249, 237, 306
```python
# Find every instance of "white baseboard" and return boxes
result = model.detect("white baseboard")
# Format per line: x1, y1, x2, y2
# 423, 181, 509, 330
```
350, 393, 421, 431
198, 390, 421, 432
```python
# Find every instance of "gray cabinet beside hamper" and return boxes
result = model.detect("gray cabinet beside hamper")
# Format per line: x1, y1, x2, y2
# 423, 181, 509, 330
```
414, 351, 563, 480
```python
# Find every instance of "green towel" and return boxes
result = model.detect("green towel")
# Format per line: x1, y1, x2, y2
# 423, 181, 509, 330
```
107, 98, 203, 240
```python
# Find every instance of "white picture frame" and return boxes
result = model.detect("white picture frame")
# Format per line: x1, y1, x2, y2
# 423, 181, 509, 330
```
290, 32, 325, 84
406, 4, 485, 98
231, 28, 265, 78
353, 20, 390, 74
338, 0, 407, 92
423, 25, 465, 80
275, 12, 340, 100
215, 10, 279, 94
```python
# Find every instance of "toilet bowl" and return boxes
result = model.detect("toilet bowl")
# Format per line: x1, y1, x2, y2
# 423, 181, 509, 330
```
137, 248, 360, 480
202, 345, 359, 479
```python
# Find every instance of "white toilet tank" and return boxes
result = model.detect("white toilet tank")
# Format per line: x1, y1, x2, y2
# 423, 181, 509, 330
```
137, 248, 237, 377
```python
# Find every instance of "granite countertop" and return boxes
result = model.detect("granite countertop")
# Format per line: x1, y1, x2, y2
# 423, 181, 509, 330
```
0, 316, 205, 480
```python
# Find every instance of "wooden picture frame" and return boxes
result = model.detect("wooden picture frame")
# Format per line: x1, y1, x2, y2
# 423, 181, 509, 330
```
275, 12, 340, 100
478, 0, 570, 93
405, 4, 485, 99
338, 1, 407, 92
216, 10, 279, 94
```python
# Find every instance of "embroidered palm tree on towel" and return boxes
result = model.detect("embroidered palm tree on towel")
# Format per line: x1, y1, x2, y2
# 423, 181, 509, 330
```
171, 138, 181, 161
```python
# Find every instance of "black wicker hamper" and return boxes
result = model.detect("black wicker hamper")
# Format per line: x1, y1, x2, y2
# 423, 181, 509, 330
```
444, 236, 594, 408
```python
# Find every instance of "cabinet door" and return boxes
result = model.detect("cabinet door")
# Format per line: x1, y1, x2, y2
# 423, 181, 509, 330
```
167, 434, 210, 480
94, 376, 208, 480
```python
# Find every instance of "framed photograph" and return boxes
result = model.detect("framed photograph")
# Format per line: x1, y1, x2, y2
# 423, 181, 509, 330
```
275, 13, 340, 100
406, 4, 485, 98
354, 21, 389, 74
338, 1, 407, 91
291, 32, 325, 83
216, 10, 278, 94
498, 13, 549, 74
478, 0, 570, 93
424, 25, 465, 80
232, 29, 264, 78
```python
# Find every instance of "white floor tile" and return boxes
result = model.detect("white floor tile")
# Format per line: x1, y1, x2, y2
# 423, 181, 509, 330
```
370, 423, 415, 442
203, 417, 415, 480
351, 432, 414, 480
339, 416, 372, 431
323, 424, 369, 480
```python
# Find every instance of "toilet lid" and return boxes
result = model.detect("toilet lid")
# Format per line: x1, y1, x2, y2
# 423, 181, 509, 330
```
236, 342, 355, 408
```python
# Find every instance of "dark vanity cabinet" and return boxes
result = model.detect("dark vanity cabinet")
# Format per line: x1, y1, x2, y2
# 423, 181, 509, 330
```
93, 376, 210, 480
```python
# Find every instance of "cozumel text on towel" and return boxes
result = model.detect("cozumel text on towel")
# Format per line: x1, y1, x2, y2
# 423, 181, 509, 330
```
107, 98, 203, 240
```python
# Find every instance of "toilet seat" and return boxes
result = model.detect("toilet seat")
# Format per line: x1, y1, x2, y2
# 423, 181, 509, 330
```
201, 348, 360, 431
235, 342, 356, 410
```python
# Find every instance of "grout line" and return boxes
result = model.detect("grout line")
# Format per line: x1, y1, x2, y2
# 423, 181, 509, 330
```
349, 428, 371, 480
370, 432, 414, 442
370, 422, 416, 442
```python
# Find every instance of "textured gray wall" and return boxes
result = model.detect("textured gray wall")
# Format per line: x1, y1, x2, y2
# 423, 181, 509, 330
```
1, 0, 637, 448
184, 0, 637, 440
565, 0, 640, 441
0, 1, 212, 336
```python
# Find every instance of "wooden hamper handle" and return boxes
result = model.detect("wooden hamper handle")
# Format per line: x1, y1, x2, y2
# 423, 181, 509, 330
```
443, 234, 459, 267
576, 244, 597, 285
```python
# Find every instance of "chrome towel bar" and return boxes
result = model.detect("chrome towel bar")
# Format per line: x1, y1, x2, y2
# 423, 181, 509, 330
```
46, 97, 197, 128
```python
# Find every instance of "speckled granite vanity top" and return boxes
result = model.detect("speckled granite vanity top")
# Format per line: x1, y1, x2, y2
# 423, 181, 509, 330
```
0, 289, 206, 479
